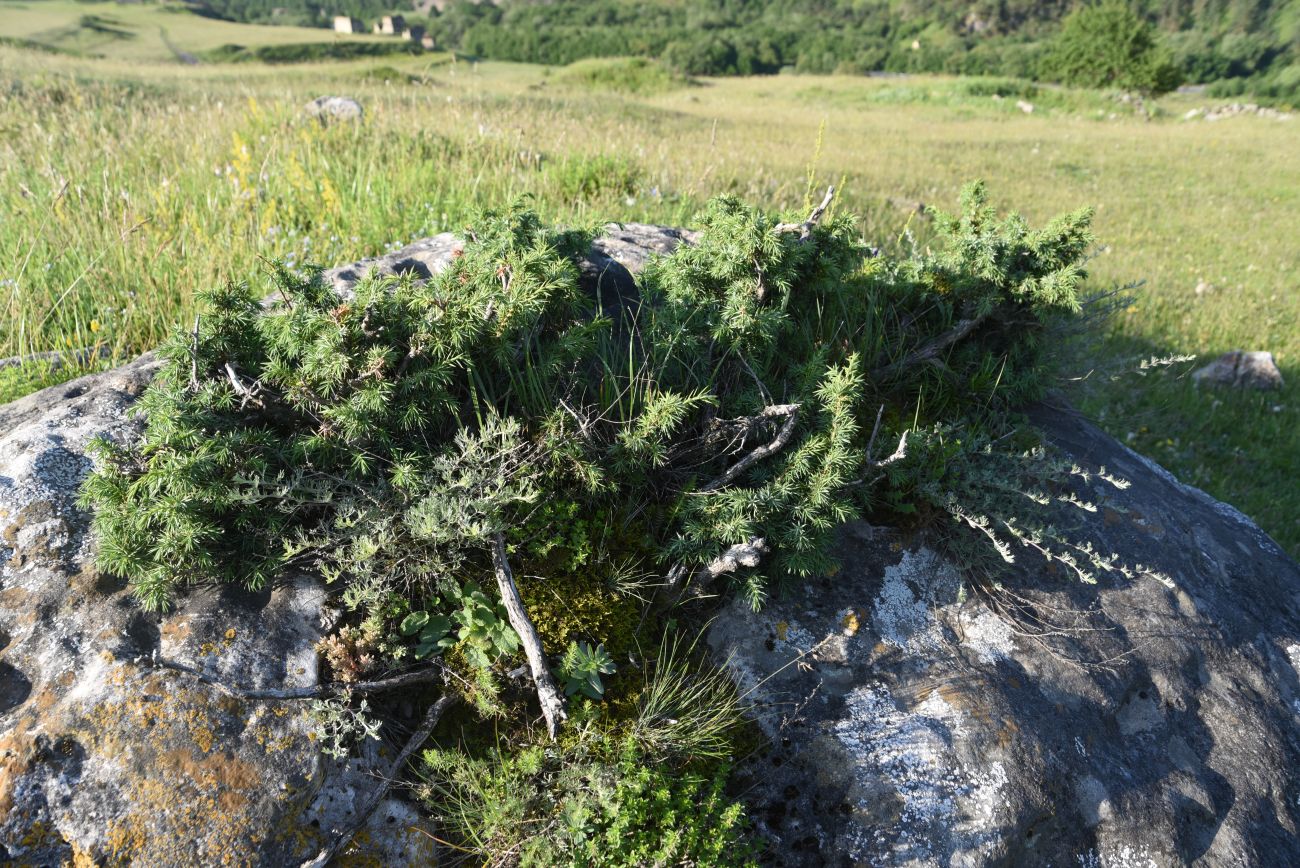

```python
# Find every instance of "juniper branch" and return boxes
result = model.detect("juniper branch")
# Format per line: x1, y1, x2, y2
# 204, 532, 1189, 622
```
699, 404, 799, 493
872, 314, 989, 380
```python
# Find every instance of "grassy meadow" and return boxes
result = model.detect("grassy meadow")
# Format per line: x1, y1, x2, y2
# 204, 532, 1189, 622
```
0, 18, 1297, 555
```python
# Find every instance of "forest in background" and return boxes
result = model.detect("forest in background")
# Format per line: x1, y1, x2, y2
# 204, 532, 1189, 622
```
190, 0, 1300, 100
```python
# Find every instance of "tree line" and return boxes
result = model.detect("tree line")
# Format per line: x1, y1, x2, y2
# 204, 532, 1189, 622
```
193, 0, 1299, 101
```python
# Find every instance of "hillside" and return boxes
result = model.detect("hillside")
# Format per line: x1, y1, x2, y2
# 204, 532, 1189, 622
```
179, 0, 1300, 91
0, 0, 395, 61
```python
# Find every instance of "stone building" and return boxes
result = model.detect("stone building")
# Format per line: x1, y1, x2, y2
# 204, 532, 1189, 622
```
375, 15, 407, 35
332, 15, 364, 34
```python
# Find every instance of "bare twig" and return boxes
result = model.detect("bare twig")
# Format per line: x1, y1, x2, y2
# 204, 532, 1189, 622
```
147, 654, 445, 700
869, 431, 909, 475
490, 532, 567, 739
753, 257, 768, 302
775, 186, 836, 242
189, 315, 200, 389
864, 404, 885, 461
301, 695, 455, 868
699, 404, 799, 493
735, 353, 773, 407
661, 537, 770, 607
872, 314, 987, 381
393, 344, 419, 379
223, 361, 264, 409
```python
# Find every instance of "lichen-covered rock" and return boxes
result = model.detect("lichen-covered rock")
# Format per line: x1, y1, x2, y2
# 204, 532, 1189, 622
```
0, 357, 435, 866
711, 405, 1300, 867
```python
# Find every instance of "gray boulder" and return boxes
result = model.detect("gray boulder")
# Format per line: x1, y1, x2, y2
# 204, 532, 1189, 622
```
1192, 350, 1284, 390
323, 222, 697, 316
0, 356, 437, 866
710, 405, 1300, 866
304, 96, 364, 123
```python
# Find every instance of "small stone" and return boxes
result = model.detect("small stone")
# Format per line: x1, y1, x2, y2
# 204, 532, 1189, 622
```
1192, 350, 1284, 390
304, 96, 364, 123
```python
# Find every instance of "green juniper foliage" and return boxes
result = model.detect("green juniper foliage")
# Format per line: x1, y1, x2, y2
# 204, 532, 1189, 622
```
80, 185, 1126, 861
81, 185, 1105, 622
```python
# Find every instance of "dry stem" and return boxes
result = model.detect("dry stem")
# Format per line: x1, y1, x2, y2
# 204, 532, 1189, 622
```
490, 532, 567, 739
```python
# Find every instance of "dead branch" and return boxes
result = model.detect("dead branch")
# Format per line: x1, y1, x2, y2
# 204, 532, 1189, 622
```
490, 532, 567, 739
692, 536, 768, 593
735, 353, 773, 406
864, 404, 885, 462
147, 654, 445, 700
190, 315, 200, 389
699, 404, 799, 493
224, 361, 265, 409
861, 430, 909, 486
661, 537, 770, 607
301, 694, 455, 868
872, 314, 988, 381
775, 186, 836, 242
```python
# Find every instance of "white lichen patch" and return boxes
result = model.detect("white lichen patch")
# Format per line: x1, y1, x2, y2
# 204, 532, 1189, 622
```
1284, 643, 1300, 717
1076, 845, 1160, 868
831, 682, 1006, 864
776, 619, 818, 654
966, 761, 1008, 826
961, 608, 1016, 664
870, 548, 959, 652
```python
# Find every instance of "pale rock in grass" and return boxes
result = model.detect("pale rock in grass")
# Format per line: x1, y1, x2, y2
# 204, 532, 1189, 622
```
304, 95, 364, 123
1192, 349, 1284, 390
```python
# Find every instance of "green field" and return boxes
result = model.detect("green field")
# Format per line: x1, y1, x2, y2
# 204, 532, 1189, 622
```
0, 5, 1297, 556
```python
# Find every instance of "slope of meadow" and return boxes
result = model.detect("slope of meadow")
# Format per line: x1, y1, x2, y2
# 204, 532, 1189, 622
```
0, 45, 1296, 554
0, 0, 389, 61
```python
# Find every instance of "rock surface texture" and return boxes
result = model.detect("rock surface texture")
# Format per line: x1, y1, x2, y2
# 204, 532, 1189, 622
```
2, 226, 1298, 866
0, 356, 436, 866
710, 404, 1300, 867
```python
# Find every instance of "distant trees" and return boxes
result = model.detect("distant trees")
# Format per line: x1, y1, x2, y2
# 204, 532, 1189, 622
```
194, 0, 1296, 103
1042, 1, 1183, 94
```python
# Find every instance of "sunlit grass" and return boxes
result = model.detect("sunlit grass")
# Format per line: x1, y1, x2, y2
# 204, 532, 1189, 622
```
0, 44, 1296, 554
